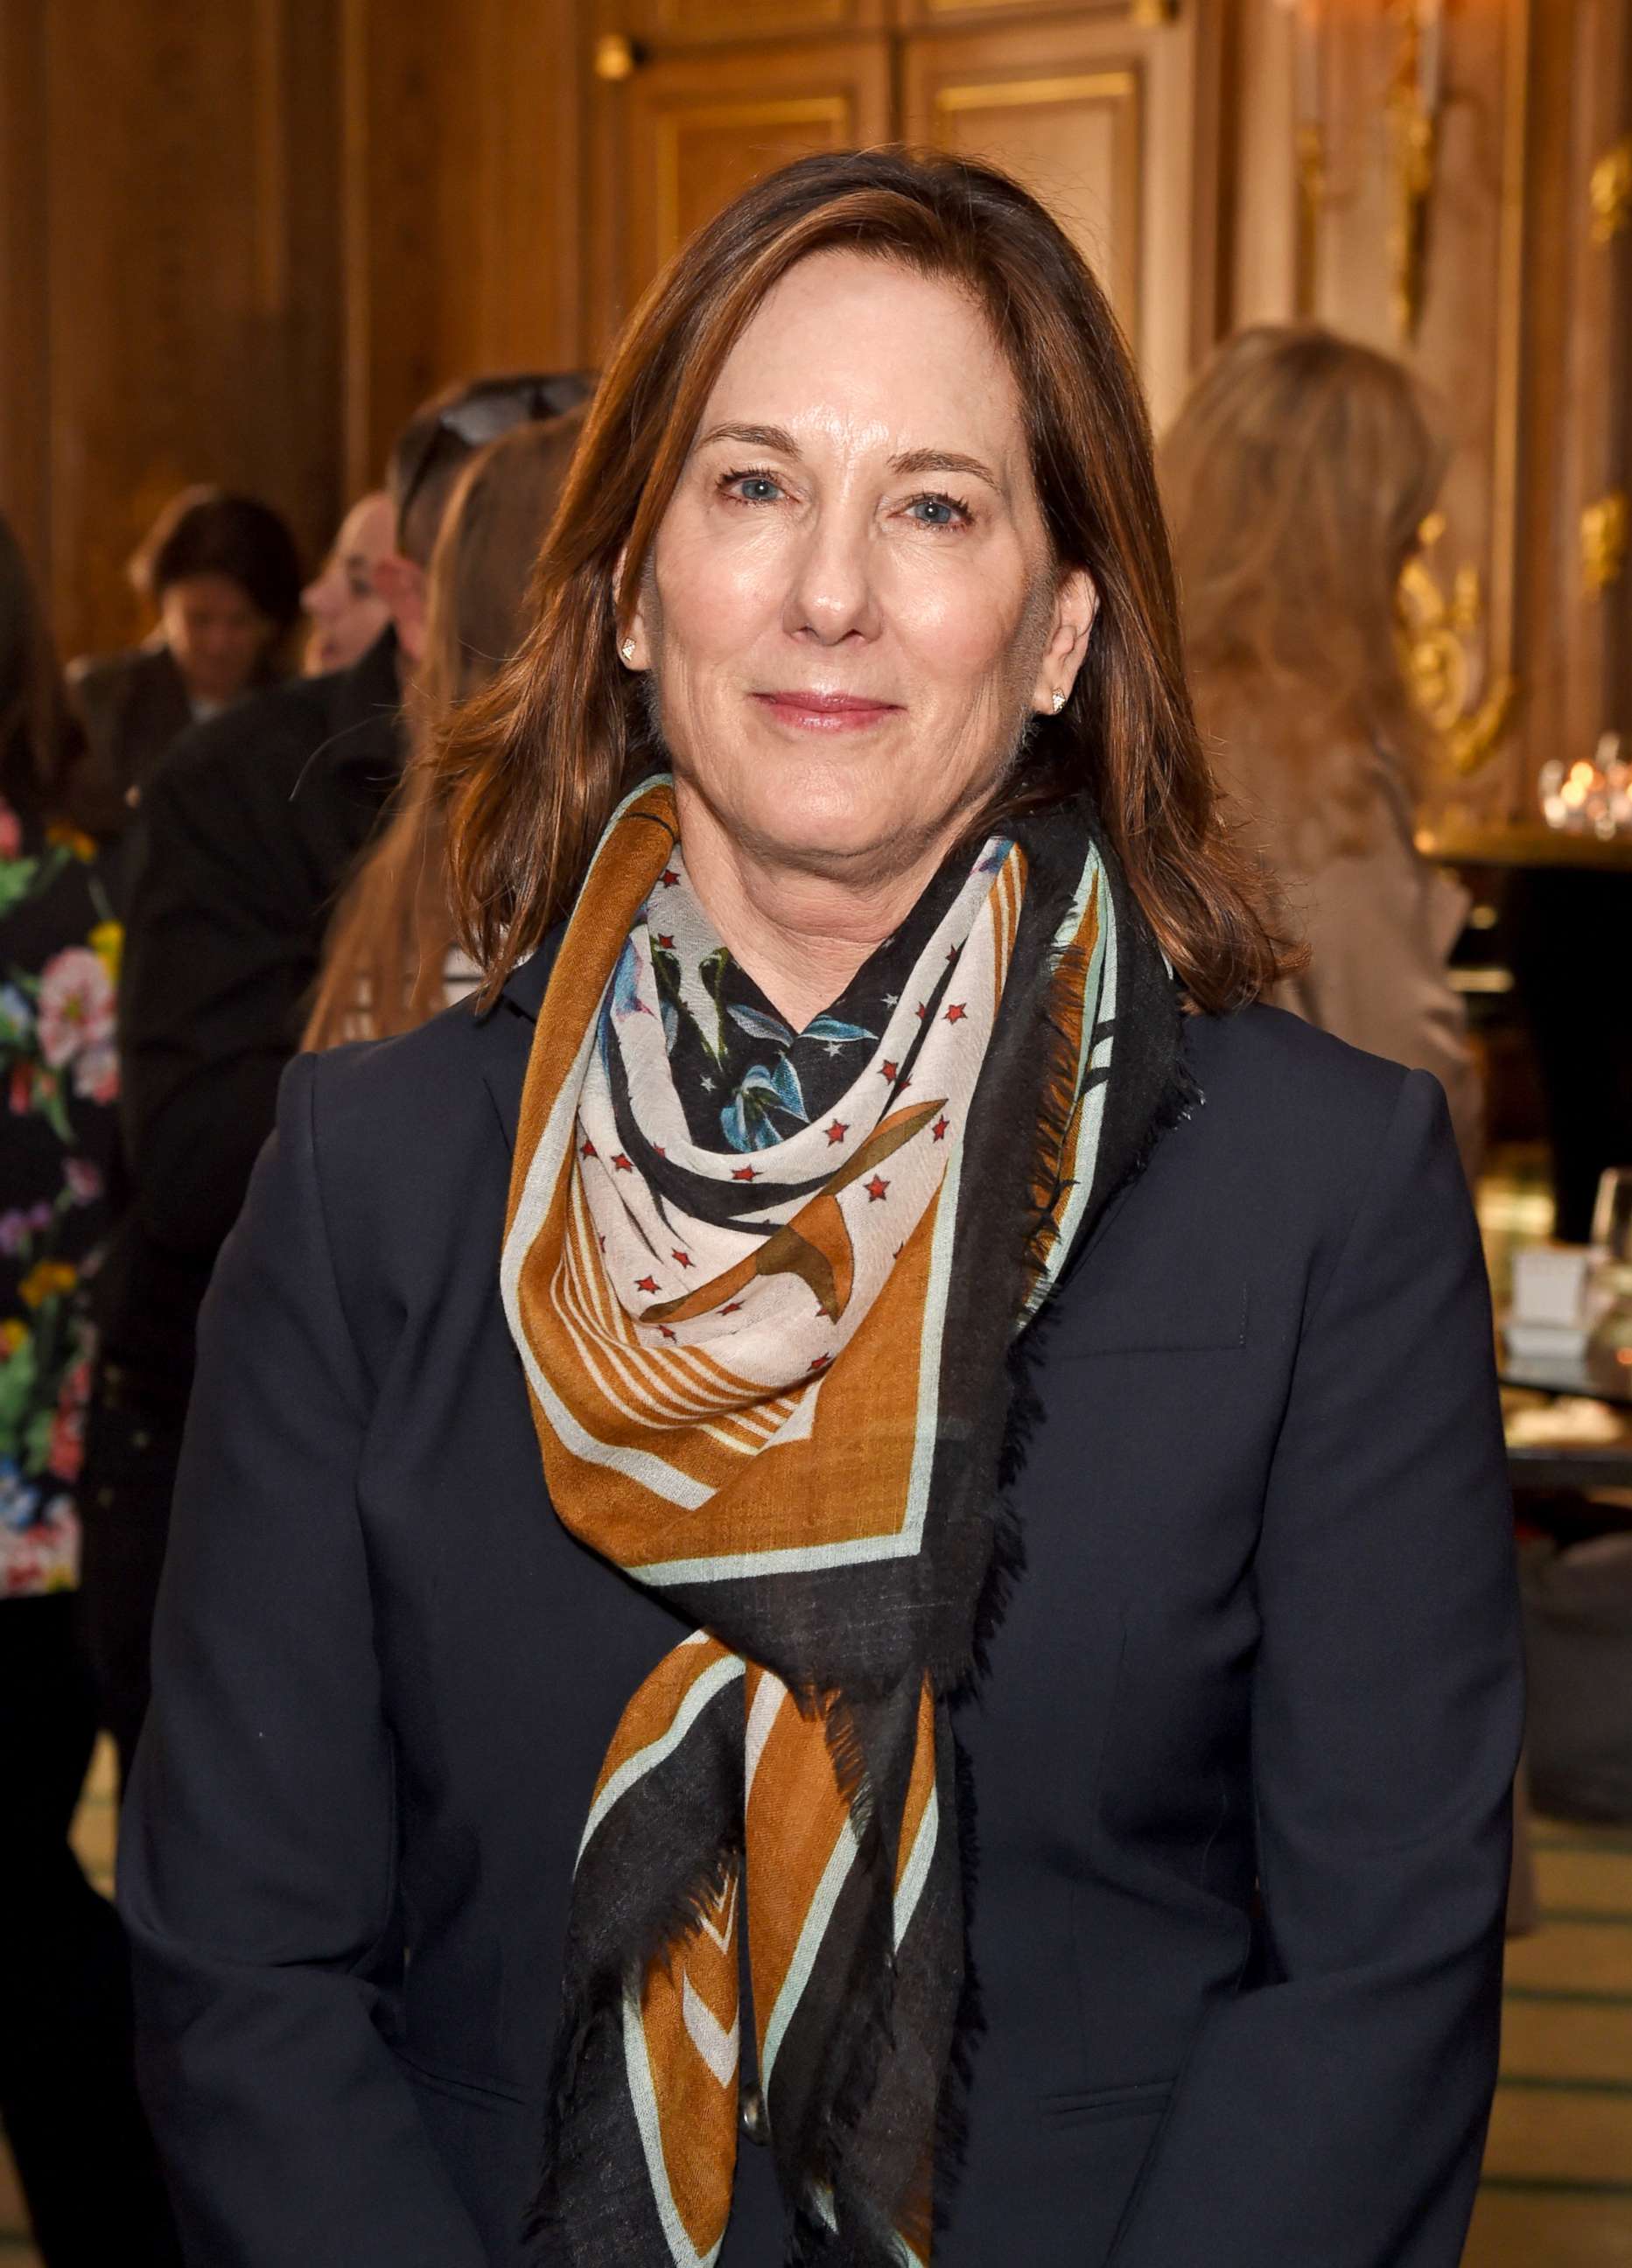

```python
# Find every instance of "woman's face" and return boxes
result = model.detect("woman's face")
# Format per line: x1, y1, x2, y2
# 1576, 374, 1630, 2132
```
160, 572, 276, 707
302, 492, 396, 676
627, 250, 1094, 888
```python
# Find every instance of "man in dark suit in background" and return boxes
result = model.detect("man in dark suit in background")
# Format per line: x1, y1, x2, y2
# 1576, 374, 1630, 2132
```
81, 373, 594, 1786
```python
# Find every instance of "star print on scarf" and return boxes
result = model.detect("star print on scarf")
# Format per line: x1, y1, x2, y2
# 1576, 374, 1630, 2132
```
501, 774, 1183, 2266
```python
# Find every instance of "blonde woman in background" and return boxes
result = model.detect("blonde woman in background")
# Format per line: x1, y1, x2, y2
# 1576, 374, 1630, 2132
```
1165, 324, 1535, 1934
304, 408, 586, 1050
1162, 326, 1483, 1179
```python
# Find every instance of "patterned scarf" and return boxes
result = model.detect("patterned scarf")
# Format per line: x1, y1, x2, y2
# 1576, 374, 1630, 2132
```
502, 775, 1181, 2266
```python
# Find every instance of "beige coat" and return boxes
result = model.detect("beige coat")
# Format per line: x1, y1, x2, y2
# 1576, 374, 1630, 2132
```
1249, 754, 1484, 1183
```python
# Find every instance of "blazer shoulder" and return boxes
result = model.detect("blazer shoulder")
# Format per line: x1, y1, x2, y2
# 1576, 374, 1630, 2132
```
298, 997, 524, 1241
1155, 1004, 1467, 1343
1183, 1000, 1413, 1146
1171, 1001, 1455, 1252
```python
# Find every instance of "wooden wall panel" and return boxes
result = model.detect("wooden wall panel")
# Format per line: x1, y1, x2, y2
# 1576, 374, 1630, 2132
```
5, 0, 1621, 866
903, 27, 1146, 340
1318, 0, 1530, 829
3, 0, 343, 662
893, 0, 1144, 24
634, 0, 890, 35
1227, 0, 1621, 843
342, 0, 587, 501
900, 4, 1221, 429
0, 0, 50, 592
1554, 0, 1632, 787
340, 0, 445, 502
620, 39, 893, 313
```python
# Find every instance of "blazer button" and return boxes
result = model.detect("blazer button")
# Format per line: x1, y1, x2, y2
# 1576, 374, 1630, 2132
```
739, 2081, 769, 2146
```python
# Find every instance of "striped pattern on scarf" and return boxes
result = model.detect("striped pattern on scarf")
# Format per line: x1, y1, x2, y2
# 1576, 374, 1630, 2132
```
502, 775, 1175, 2266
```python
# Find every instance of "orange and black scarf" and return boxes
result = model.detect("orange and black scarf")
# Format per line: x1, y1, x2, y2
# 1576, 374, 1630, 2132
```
502, 776, 1181, 2265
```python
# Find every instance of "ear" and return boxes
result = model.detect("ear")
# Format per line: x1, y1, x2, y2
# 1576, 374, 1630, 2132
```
373, 553, 429, 665
614, 543, 653, 669
1030, 568, 1098, 716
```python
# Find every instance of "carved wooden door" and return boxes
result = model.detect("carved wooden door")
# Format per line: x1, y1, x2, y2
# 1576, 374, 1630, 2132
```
899, 7, 1222, 430
588, 7, 893, 345
587, 2, 1219, 429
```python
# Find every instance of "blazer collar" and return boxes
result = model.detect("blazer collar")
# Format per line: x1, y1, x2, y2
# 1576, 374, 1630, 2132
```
499, 931, 562, 1023
481, 928, 564, 1152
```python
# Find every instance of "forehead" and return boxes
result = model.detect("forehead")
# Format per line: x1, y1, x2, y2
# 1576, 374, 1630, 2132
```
338, 492, 395, 558
168, 572, 256, 613
700, 249, 1024, 459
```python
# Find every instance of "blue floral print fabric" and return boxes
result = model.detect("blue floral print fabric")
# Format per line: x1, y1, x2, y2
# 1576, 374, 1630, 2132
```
644, 844, 970, 1154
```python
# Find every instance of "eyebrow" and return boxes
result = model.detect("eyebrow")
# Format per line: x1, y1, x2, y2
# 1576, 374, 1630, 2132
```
694, 422, 1004, 494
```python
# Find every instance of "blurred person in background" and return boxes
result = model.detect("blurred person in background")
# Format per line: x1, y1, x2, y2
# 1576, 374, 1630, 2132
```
1162, 326, 1483, 1180
304, 411, 585, 1048
300, 489, 395, 676
67, 486, 303, 844
0, 510, 179, 2266
1163, 324, 1538, 1934
81, 374, 594, 1786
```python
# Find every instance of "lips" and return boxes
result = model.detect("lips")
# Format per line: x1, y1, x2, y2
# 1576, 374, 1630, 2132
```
752, 690, 903, 732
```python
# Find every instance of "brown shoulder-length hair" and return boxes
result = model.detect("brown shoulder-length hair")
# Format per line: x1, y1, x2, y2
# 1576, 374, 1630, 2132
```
303, 411, 585, 1049
1161, 324, 1449, 865
438, 146, 1287, 1014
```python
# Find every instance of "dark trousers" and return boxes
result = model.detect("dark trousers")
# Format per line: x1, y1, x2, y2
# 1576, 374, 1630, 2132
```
78, 1377, 185, 1790
0, 1592, 180, 2266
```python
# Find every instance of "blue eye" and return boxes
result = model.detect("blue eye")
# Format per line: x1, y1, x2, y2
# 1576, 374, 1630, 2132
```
907, 493, 970, 530
721, 469, 784, 505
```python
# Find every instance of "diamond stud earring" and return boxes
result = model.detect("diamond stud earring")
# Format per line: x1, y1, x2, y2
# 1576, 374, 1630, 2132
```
620, 638, 636, 663
1052, 688, 1068, 712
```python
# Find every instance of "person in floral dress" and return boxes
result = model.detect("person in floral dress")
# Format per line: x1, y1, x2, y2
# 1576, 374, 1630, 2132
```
0, 849, 120, 1598
0, 509, 178, 2264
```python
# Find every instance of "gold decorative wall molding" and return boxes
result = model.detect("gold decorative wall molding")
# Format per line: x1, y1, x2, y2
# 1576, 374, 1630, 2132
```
1582, 491, 1629, 597
1590, 136, 1632, 246
1385, 0, 1445, 341
1483, 0, 1531, 776
1399, 515, 1518, 777
1131, 0, 1178, 24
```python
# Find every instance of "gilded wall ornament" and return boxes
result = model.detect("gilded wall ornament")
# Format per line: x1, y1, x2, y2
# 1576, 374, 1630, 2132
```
1590, 138, 1632, 247
1398, 514, 1518, 776
1582, 493, 1628, 598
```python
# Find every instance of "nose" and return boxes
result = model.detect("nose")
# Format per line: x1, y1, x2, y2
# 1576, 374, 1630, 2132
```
781, 505, 879, 647
302, 576, 333, 620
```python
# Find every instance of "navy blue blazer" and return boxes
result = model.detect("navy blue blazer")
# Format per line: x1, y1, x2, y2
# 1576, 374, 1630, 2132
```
120, 943, 1522, 2268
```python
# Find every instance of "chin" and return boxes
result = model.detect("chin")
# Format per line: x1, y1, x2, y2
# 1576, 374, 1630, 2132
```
738, 781, 926, 873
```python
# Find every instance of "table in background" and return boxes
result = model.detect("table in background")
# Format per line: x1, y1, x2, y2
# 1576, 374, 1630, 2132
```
1500, 1336, 1632, 1510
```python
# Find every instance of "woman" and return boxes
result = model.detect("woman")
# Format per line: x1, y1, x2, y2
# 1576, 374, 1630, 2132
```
1161, 326, 1483, 1177
67, 486, 303, 842
300, 489, 396, 676
121, 152, 1520, 2268
0, 512, 178, 2264
303, 411, 586, 1049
